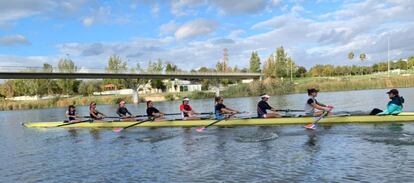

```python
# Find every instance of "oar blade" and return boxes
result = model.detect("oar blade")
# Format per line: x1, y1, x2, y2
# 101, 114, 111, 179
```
113, 128, 124, 133
304, 123, 316, 130
195, 127, 206, 132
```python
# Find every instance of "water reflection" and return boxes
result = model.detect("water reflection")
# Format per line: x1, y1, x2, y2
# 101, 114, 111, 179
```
1, 88, 414, 182
89, 129, 101, 140
67, 129, 78, 138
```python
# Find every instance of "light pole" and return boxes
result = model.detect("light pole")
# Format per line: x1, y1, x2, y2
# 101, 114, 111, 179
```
290, 59, 293, 81
387, 37, 390, 77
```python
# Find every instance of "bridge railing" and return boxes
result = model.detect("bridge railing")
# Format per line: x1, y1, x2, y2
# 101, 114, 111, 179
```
0, 66, 261, 76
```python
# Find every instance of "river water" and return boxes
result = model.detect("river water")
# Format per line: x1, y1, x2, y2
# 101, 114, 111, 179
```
1, 88, 414, 182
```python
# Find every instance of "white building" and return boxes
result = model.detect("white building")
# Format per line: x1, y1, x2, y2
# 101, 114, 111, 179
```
164, 79, 202, 92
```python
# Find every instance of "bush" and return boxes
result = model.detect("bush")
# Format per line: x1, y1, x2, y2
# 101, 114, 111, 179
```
164, 93, 175, 101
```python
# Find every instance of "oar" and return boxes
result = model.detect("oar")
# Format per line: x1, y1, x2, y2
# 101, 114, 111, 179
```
274, 109, 305, 112
85, 112, 213, 119
195, 112, 245, 132
113, 118, 154, 133
304, 107, 333, 130
50, 119, 93, 128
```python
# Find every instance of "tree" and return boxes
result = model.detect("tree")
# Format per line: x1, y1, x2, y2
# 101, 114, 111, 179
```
165, 63, 178, 73
215, 61, 224, 72
34, 63, 58, 96
104, 55, 128, 89
408, 56, 414, 70
348, 51, 355, 60
296, 66, 307, 77
262, 54, 275, 78
360, 53, 366, 61
148, 59, 165, 90
275, 46, 288, 78
78, 80, 103, 96
249, 51, 261, 73
57, 58, 77, 95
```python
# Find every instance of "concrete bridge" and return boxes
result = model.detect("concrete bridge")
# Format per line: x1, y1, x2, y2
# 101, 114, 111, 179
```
0, 67, 261, 80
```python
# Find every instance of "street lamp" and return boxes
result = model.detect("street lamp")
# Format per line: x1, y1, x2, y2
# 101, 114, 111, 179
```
387, 37, 390, 77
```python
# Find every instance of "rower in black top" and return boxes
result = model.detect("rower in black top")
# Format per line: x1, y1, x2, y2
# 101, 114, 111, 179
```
89, 102, 106, 120
116, 100, 132, 116
214, 96, 239, 120
116, 100, 135, 121
65, 105, 81, 122
146, 100, 165, 120
257, 94, 280, 118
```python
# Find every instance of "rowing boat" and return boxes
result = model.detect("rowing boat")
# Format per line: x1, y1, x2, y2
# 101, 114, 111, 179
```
22, 112, 414, 128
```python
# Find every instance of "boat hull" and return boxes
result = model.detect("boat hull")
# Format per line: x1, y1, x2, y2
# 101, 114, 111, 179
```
23, 113, 414, 128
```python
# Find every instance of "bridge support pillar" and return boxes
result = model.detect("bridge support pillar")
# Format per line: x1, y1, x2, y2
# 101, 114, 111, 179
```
132, 89, 139, 104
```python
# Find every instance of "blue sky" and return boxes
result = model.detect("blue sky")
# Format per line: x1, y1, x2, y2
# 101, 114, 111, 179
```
0, 0, 414, 70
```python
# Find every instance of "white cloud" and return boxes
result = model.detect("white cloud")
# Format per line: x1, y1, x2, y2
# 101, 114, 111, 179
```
82, 17, 94, 26
0, 35, 30, 46
151, 3, 160, 16
170, 0, 270, 16
3, 0, 414, 71
210, 0, 268, 15
82, 6, 112, 27
170, 0, 205, 16
159, 21, 180, 36
272, 0, 283, 6
0, 55, 57, 67
0, 0, 55, 24
174, 19, 219, 39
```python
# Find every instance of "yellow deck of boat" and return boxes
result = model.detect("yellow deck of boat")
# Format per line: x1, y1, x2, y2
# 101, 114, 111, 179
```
23, 112, 414, 128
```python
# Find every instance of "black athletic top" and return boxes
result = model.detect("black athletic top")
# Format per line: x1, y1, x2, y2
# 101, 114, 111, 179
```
66, 110, 76, 121
215, 103, 226, 119
117, 107, 132, 117
147, 107, 160, 117
257, 100, 272, 118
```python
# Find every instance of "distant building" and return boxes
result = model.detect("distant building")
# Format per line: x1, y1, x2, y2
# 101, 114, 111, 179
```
164, 79, 202, 92
103, 84, 116, 91
241, 79, 254, 84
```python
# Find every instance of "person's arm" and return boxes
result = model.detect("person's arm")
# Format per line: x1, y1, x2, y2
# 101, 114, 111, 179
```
311, 103, 330, 111
65, 111, 71, 118
221, 107, 239, 114
180, 105, 189, 113
151, 108, 164, 116
96, 110, 106, 117
126, 109, 132, 116
265, 102, 277, 111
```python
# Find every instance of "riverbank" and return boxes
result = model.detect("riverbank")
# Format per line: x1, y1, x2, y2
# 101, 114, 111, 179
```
222, 73, 414, 97
1, 74, 413, 111
0, 91, 216, 111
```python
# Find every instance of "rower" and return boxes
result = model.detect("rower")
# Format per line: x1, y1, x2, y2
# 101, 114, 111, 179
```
89, 102, 106, 120
65, 105, 80, 123
214, 96, 239, 120
180, 97, 199, 120
116, 100, 133, 120
304, 88, 333, 117
257, 94, 281, 118
370, 89, 405, 115
146, 100, 165, 120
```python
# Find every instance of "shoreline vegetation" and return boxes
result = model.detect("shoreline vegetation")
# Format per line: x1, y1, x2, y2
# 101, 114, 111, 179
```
1, 47, 414, 111
1, 74, 413, 111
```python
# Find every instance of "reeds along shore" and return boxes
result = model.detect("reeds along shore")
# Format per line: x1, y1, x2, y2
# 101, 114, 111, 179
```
1, 75, 414, 111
